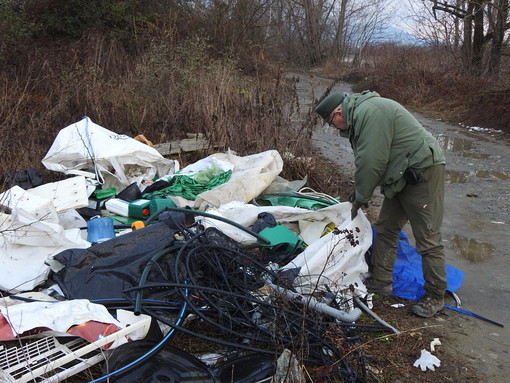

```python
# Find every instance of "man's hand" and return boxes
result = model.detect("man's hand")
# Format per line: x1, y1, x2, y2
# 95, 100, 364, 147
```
351, 200, 368, 220
348, 191, 356, 203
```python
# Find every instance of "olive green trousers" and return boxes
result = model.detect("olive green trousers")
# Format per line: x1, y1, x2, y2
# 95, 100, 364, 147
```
371, 164, 447, 298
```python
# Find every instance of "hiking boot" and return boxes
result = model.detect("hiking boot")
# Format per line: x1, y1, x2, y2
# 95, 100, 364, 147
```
364, 278, 392, 297
411, 295, 444, 318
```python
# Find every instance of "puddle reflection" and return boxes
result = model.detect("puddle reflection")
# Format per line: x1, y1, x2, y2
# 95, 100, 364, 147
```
434, 135, 493, 159
445, 169, 510, 183
461, 152, 490, 159
445, 170, 469, 183
448, 234, 495, 262
476, 170, 510, 181
435, 135, 473, 152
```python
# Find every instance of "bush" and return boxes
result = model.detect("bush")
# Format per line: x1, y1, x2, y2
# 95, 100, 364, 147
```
318, 43, 510, 134
0, 33, 316, 188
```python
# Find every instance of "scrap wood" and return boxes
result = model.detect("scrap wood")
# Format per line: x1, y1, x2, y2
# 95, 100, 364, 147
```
154, 133, 211, 155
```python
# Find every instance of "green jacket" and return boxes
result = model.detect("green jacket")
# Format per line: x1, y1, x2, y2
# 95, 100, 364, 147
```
340, 91, 445, 203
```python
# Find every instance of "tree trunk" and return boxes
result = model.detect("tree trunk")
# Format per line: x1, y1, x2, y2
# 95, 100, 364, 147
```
461, 3, 473, 71
487, 0, 509, 75
332, 0, 348, 59
471, 0, 484, 76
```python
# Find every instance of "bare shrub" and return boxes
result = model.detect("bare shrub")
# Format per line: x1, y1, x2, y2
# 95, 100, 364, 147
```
315, 43, 510, 134
0, 34, 315, 190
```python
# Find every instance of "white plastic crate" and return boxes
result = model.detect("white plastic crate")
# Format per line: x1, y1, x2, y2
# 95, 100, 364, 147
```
0, 315, 151, 383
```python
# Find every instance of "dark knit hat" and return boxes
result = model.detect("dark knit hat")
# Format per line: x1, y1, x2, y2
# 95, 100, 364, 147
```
315, 93, 346, 123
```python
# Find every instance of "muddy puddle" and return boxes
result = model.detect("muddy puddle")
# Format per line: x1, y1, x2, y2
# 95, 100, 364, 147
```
447, 234, 496, 262
288, 71, 510, 382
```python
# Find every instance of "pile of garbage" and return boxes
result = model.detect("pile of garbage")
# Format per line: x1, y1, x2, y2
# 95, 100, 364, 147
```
0, 117, 461, 382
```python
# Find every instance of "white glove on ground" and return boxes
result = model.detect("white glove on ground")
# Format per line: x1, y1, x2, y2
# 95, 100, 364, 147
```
413, 349, 441, 371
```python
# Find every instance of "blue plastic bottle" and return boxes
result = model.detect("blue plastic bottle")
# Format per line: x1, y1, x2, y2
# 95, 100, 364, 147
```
87, 216, 115, 243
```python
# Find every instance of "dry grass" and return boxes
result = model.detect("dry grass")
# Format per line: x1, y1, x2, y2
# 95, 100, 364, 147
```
0, 35, 314, 191
350, 295, 482, 383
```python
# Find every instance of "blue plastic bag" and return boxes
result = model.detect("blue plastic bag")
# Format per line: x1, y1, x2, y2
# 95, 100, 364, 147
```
370, 229, 464, 301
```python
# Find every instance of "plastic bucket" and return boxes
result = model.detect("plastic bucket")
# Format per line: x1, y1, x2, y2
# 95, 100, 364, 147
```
87, 216, 115, 243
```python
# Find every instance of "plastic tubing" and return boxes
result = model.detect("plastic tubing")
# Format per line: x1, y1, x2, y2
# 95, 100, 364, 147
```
265, 281, 362, 323
253, 192, 338, 206
353, 297, 400, 334
134, 246, 180, 315
87, 284, 189, 383
145, 206, 271, 245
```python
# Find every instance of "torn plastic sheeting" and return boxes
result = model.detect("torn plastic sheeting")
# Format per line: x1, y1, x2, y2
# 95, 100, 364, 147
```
175, 156, 234, 178
192, 149, 284, 210
0, 299, 121, 342
151, 170, 233, 201
261, 175, 308, 195
0, 242, 83, 293
51, 221, 178, 300
253, 193, 335, 210
0, 187, 91, 293
0, 300, 150, 349
41, 116, 178, 190
282, 205, 372, 296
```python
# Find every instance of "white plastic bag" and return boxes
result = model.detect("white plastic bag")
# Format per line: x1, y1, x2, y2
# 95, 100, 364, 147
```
42, 117, 178, 190
193, 149, 283, 210
281, 203, 372, 296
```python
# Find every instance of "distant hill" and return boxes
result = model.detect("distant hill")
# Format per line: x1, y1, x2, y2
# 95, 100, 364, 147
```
373, 24, 424, 45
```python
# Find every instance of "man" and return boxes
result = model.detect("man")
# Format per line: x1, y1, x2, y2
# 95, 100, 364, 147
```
315, 91, 447, 318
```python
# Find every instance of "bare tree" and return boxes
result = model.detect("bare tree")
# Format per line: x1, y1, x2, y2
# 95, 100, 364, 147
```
486, 0, 509, 75
259, 0, 393, 65
342, 0, 390, 65
428, 0, 510, 76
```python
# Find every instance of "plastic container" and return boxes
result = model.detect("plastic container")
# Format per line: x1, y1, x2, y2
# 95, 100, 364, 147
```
87, 216, 115, 243
105, 198, 130, 217
105, 198, 172, 219
117, 182, 142, 202
148, 198, 177, 215
128, 199, 151, 219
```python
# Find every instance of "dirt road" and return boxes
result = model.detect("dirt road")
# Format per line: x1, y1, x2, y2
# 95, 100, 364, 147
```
289, 72, 510, 382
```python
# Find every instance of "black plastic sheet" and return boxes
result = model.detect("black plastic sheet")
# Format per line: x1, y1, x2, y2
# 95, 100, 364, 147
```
52, 222, 178, 300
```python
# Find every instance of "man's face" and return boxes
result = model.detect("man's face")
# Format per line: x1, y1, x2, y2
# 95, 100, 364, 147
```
326, 105, 347, 131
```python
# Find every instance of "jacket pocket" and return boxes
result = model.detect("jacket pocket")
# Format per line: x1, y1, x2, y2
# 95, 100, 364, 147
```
381, 151, 410, 186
